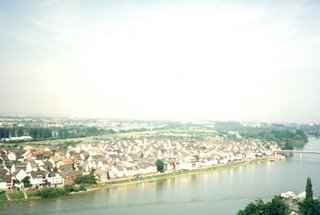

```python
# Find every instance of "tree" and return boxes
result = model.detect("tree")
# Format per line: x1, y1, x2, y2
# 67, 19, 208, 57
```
74, 174, 96, 184
36, 187, 67, 198
237, 196, 288, 215
299, 177, 320, 215
237, 199, 266, 215
299, 198, 320, 215
266, 196, 288, 215
53, 166, 58, 172
64, 184, 76, 193
305, 177, 313, 200
284, 139, 294, 150
21, 176, 31, 188
155, 159, 164, 172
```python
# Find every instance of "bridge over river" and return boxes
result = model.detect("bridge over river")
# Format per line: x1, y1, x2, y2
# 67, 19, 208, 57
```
275, 150, 320, 158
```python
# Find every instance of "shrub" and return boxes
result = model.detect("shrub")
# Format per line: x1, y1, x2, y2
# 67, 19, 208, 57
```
64, 184, 76, 193
79, 184, 87, 191
75, 174, 96, 185
8, 192, 25, 200
36, 187, 67, 198
0, 193, 7, 202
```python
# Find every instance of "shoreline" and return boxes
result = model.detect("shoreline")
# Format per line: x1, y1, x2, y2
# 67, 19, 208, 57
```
91, 154, 285, 190
0, 154, 285, 203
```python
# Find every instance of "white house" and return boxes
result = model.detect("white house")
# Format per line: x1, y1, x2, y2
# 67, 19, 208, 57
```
30, 171, 47, 187
0, 174, 13, 190
46, 172, 63, 185
138, 163, 157, 175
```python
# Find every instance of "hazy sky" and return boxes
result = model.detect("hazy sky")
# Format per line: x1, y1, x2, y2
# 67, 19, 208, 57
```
0, 0, 320, 122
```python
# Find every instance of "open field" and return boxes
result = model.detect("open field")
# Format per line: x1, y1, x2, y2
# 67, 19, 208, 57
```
2, 128, 221, 148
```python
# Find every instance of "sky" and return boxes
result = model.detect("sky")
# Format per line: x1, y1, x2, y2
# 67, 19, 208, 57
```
0, 0, 320, 123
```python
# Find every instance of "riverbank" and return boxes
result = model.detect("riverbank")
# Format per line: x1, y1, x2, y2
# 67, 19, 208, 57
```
90, 154, 285, 191
0, 154, 285, 203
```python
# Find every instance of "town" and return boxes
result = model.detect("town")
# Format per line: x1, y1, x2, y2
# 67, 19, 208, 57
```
0, 135, 280, 192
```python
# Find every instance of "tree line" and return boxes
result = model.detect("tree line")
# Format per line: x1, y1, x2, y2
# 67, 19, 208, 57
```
0, 126, 115, 142
214, 122, 309, 150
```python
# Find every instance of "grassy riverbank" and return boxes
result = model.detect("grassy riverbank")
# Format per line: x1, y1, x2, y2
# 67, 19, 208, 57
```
1, 154, 284, 203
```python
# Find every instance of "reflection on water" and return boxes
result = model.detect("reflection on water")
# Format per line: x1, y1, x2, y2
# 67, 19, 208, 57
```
2, 137, 320, 215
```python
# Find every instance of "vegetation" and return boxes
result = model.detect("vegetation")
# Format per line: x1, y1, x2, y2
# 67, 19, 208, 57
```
299, 198, 320, 215
32, 183, 87, 199
63, 184, 77, 193
305, 177, 313, 200
214, 122, 308, 149
8, 192, 25, 200
236, 196, 288, 215
0, 193, 7, 202
62, 184, 86, 192
35, 187, 67, 198
79, 184, 87, 191
74, 174, 97, 184
0, 121, 312, 152
0, 126, 114, 143
299, 124, 320, 137
26, 191, 39, 199
21, 176, 31, 188
298, 177, 320, 215
155, 159, 164, 172
238, 177, 320, 215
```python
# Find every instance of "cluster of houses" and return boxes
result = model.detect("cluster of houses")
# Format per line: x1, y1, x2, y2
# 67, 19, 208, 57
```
0, 138, 280, 191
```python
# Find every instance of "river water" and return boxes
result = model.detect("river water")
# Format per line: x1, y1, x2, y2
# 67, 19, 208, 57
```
1, 137, 320, 215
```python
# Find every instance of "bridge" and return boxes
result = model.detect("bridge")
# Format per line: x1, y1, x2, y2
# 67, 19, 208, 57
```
275, 150, 320, 159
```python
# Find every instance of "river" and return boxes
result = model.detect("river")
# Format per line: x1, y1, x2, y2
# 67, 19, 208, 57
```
1, 137, 320, 215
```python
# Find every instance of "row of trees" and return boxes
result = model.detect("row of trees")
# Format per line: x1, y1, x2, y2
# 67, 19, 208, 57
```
214, 122, 309, 150
0, 127, 114, 142
35, 184, 86, 198
299, 124, 320, 137
237, 177, 320, 215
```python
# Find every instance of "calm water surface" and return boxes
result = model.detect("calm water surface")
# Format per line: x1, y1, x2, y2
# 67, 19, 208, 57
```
1, 137, 320, 215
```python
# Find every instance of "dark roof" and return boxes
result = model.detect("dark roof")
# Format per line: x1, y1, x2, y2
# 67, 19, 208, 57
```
61, 170, 82, 178
30, 170, 48, 178
0, 174, 12, 183
47, 172, 62, 177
